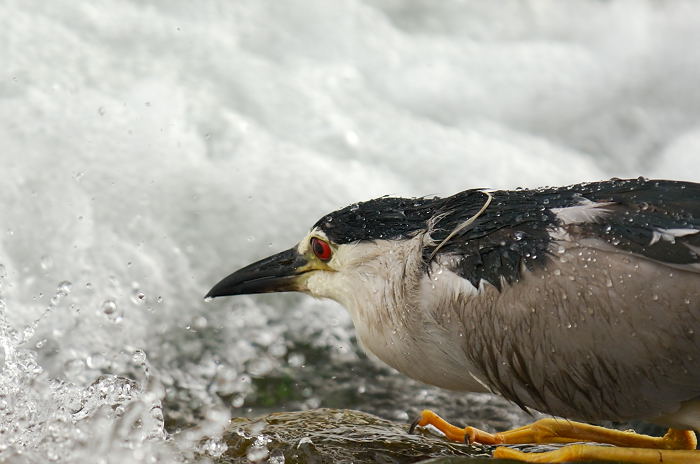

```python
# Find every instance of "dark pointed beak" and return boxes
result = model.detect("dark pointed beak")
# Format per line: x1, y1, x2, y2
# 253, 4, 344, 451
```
205, 247, 310, 299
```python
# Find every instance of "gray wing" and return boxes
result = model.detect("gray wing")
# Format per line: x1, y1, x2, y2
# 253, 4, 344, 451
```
428, 178, 700, 287
429, 179, 700, 425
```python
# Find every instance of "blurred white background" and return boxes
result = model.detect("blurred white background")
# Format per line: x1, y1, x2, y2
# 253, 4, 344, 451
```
1, 0, 700, 462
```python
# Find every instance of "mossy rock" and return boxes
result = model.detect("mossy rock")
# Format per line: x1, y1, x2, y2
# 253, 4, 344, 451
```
218, 408, 508, 463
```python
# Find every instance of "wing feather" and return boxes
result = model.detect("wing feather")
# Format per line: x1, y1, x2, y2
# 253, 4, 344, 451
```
427, 179, 700, 287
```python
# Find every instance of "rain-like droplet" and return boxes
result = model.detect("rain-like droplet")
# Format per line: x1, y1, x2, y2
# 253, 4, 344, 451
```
40, 255, 53, 271
246, 446, 269, 462
22, 326, 34, 340
86, 353, 105, 369
231, 394, 245, 408
131, 289, 145, 304
288, 353, 305, 367
132, 350, 147, 364
101, 299, 123, 323
192, 316, 208, 330
57, 281, 72, 295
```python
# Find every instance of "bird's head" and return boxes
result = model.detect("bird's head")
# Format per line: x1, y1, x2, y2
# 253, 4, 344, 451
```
205, 197, 438, 311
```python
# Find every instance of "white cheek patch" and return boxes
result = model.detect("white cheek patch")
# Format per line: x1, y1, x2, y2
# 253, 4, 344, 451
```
305, 238, 420, 302
331, 239, 407, 269
550, 199, 614, 225
330, 241, 367, 268
649, 228, 700, 245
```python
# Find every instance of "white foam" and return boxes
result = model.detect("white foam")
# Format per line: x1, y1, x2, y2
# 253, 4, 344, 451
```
1, 0, 699, 462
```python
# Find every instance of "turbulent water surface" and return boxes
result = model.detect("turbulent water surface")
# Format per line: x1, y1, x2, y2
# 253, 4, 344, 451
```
2, 0, 700, 462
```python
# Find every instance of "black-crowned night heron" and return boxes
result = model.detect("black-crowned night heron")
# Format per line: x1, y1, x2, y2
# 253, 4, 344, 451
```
207, 178, 700, 463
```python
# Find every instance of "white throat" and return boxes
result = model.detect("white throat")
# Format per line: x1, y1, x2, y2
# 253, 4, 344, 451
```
304, 234, 488, 392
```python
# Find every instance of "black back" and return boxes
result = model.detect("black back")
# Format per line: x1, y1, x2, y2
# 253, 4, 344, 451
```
314, 178, 700, 289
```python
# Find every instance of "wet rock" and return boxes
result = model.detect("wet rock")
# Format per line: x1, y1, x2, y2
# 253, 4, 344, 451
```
217, 408, 636, 464
219, 408, 499, 463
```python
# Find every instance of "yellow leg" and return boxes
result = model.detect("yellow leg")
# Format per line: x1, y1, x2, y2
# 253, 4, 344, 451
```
410, 410, 698, 461
494, 444, 700, 463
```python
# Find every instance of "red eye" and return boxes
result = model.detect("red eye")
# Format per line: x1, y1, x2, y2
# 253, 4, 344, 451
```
311, 237, 332, 261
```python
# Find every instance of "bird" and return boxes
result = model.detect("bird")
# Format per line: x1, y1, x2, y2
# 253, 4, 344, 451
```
206, 177, 700, 463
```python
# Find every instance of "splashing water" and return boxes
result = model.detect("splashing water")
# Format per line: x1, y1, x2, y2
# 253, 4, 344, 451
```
0, 270, 178, 462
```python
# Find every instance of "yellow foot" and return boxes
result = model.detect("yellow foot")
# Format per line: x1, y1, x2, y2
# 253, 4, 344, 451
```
409, 409, 506, 443
409, 409, 697, 450
494, 444, 700, 463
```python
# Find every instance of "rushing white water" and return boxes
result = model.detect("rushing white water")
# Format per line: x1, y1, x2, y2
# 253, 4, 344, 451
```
2, 0, 700, 462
